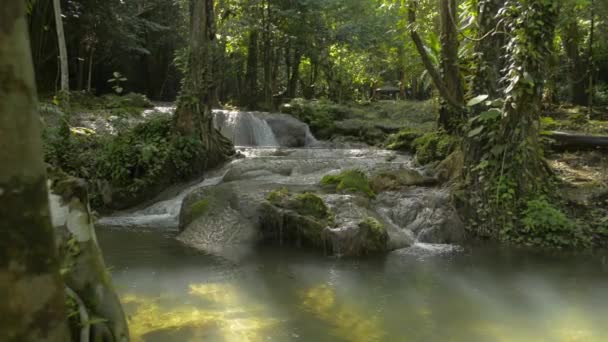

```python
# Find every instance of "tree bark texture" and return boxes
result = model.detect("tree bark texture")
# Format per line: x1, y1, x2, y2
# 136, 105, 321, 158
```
53, 0, 69, 92
0, 1, 70, 340
174, 0, 233, 166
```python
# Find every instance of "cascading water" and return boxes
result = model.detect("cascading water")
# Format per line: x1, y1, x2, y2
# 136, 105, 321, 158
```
213, 110, 279, 147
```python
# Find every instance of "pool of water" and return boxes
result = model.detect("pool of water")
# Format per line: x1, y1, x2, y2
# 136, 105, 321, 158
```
98, 228, 608, 342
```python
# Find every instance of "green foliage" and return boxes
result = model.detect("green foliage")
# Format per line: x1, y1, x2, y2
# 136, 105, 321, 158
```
540, 116, 559, 130
384, 129, 424, 151
108, 71, 128, 94
515, 197, 589, 248
412, 132, 459, 165
43, 116, 207, 208
321, 170, 375, 198
190, 199, 210, 220
283, 99, 344, 139
103, 93, 154, 109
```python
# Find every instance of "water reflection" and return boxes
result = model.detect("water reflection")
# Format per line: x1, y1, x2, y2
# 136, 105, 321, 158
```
98, 229, 608, 341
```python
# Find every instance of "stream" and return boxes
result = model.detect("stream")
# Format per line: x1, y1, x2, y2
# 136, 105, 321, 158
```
97, 109, 608, 341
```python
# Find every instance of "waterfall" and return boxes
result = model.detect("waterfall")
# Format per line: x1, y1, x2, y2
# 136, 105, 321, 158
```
213, 110, 279, 147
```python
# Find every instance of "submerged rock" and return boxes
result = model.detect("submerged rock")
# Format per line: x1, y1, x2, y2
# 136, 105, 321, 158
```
178, 184, 260, 248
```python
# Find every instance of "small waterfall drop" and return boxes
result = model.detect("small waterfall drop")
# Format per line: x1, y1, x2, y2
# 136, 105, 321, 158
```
213, 110, 279, 147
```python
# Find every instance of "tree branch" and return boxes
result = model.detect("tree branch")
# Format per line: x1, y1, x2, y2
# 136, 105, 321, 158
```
408, 0, 463, 110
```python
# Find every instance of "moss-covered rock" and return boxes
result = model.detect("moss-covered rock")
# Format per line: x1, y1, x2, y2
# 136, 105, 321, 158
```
357, 217, 389, 254
369, 168, 437, 193
190, 199, 210, 220
260, 189, 334, 248
435, 150, 464, 183
321, 170, 375, 198
384, 129, 424, 151
412, 132, 460, 165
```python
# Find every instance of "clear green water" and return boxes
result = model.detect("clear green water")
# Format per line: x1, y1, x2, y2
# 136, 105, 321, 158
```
98, 228, 608, 342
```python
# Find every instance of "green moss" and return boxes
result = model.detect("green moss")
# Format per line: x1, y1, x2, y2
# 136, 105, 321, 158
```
358, 217, 388, 253
384, 129, 424, 151
190, 199, 210, 220
412, 132, 459, 165
321, 170, 375, 198
293, 193, 331, 219
267, 187, 289, 203
540, 116, 559, 130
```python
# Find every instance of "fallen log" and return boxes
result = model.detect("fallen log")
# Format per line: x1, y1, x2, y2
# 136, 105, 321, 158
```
544, 131, 608, 151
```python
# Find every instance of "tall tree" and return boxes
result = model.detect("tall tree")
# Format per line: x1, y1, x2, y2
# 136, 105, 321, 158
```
438, 0, 465, 131
174, 0, 233, 165
0, 1, 69, 340
408, 0, 464, 132
53, 0, 69, 92
463, 0, 560, 240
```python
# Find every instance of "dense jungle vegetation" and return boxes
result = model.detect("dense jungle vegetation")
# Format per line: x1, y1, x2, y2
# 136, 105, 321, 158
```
2, 0, 608, 340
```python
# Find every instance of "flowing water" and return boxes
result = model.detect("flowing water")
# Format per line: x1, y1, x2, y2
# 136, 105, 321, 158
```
97, 109, 608, 341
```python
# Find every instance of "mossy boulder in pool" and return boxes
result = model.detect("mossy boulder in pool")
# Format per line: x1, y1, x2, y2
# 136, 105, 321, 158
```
321, 169, 375, 198
324, 217, 389, 256
261, 189, 334, 248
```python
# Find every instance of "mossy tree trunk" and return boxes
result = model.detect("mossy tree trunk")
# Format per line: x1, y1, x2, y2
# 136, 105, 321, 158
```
462, 0, 559, 238
0, 1, 69, 340
470, 0, 505, 99
174, 0, 233, 167
48, 171, 129, 341
438, 0, 465, 132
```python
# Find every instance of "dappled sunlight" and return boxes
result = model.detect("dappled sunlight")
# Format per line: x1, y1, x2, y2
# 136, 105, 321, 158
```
122, 284, 279, 342
300, 284, 386, 342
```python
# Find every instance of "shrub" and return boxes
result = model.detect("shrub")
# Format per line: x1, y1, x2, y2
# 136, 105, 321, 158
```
516, 197, 589, 248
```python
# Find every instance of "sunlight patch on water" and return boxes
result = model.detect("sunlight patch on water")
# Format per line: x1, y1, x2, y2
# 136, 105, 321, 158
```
122, 283, 280, 342
300, 284, 386, 342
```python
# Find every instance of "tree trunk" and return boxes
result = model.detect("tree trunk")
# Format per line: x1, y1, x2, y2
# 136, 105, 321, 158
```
287, 49, 302, 99
470, 0, 506, 99
438, 0, 465, 132
53, 0, 69, 92
87, 46, 94, 92
562, 18, 588, 106
587, 0, 595, 117
408, 0, 464, 131
48, 171, 130, 341
463, 0, 559, 238
262, 0, 272, 110
0, 2, 70, 340
174, 0, 233, 166
244, 30, 259, 109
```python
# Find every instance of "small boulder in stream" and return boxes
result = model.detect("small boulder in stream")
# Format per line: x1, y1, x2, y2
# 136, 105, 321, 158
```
260, 188, 397, 256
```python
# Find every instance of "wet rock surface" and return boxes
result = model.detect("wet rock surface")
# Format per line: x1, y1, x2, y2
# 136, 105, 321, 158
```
98, 110, 466, 256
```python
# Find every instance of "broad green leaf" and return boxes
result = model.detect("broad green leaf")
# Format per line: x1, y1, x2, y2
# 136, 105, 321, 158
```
467, 95, 489, 107
468, 126, 485, 138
